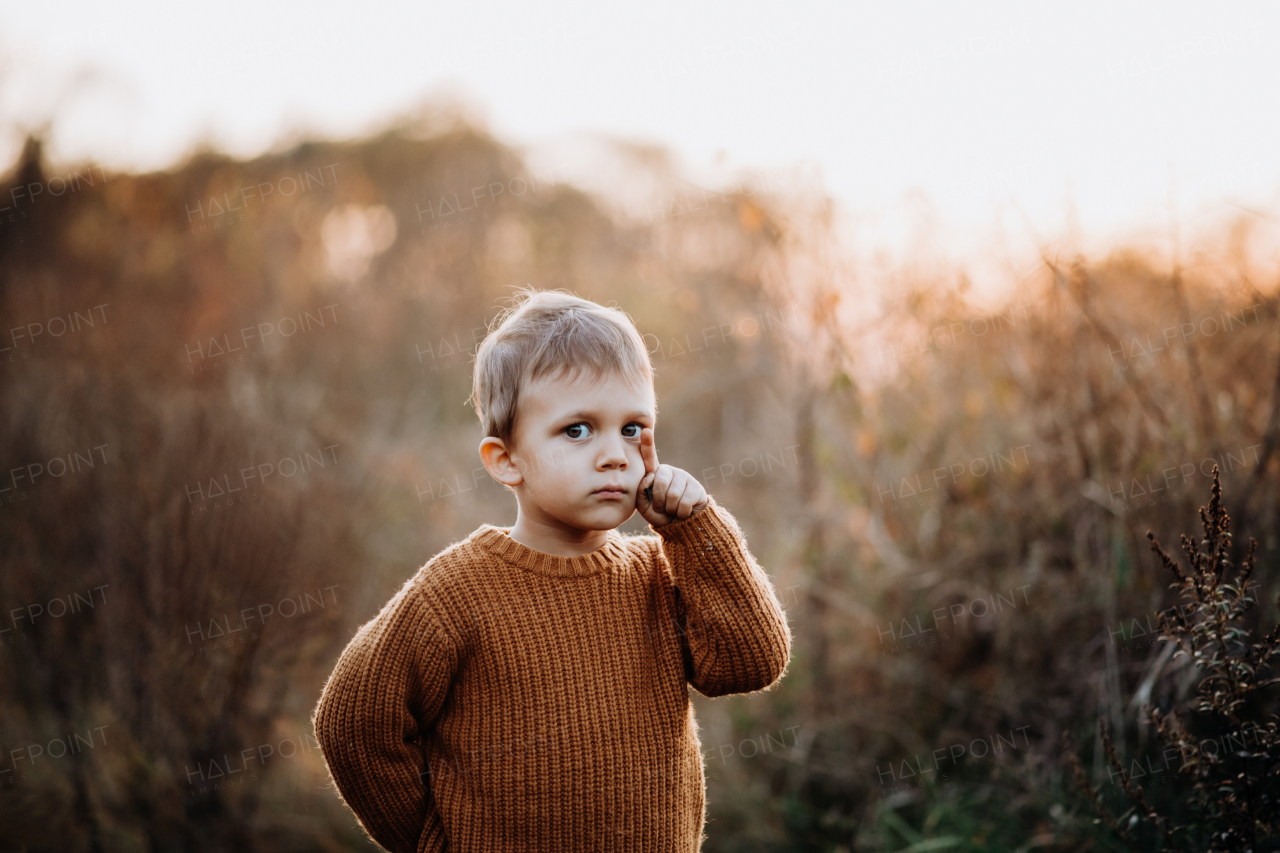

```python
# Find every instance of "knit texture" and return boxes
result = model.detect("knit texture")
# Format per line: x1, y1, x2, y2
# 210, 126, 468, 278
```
313, 495, 792, 853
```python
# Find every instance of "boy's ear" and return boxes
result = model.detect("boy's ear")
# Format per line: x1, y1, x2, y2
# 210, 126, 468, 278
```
479, 437, 522, 487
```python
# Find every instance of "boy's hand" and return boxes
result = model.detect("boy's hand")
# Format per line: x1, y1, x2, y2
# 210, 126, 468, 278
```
637, 427, 708, 527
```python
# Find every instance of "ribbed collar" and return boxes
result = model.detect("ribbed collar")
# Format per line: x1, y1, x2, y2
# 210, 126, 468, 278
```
470, 526, 626, 578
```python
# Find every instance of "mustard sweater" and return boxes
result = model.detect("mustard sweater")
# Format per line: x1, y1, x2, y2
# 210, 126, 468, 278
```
313, 495, 792, 853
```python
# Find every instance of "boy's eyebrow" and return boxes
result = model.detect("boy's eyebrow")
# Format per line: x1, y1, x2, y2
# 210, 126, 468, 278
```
556, 410, 655, 423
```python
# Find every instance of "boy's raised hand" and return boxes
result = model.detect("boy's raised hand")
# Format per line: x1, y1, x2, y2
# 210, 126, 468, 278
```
637, 427, 709, 527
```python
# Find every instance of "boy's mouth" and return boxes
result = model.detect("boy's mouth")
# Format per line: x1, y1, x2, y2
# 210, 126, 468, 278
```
592, 485, 628, 499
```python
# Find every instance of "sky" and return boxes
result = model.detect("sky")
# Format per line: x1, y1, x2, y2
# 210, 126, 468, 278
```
2, 1, 1279, 284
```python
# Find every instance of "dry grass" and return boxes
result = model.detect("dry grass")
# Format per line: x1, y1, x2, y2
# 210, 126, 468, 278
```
1, 117, 1277, 851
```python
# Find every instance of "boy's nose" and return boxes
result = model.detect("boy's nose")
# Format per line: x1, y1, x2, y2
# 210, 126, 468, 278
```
597, 437, 629, 469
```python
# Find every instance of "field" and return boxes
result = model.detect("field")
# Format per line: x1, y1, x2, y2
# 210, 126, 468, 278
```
1, 112, 1278, 851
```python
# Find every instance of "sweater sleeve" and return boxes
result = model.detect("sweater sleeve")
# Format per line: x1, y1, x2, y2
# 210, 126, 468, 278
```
652, 495, 792, 697
313, 579, 462, 853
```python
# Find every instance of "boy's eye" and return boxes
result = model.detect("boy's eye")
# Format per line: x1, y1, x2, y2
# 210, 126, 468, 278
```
565, 423, 591, 440
622, 423, 642, 438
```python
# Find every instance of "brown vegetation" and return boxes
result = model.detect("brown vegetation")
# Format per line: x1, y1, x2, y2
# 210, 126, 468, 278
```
1, 109, 1278, 850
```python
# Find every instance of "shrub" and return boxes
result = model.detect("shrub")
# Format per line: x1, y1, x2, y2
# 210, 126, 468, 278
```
1068, 465, 1280, 852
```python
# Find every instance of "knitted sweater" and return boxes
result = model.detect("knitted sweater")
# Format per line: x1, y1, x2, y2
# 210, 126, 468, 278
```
313, 495, 792, 853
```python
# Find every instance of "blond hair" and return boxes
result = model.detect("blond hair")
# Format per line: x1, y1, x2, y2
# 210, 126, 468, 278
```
470, 288, 654, 447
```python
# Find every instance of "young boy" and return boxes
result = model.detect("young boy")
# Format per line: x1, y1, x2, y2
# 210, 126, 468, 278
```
313, 289, 792, 852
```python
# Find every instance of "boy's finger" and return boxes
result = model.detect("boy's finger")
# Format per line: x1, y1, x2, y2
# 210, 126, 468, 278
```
651, 465, 675, 511
639, 474, 658, 514
640, 428, 659, 476
663, 474, 690, 518
675, 482, 703, 519
639, 476, 668, 524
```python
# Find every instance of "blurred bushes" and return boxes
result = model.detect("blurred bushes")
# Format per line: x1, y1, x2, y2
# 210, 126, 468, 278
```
0, 111, 1277, 851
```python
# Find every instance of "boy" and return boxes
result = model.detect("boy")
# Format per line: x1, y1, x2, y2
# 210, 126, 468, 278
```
313, 288, 792, 852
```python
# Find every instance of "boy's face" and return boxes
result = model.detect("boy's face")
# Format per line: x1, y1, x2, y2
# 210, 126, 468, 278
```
481, 368, 656, 533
